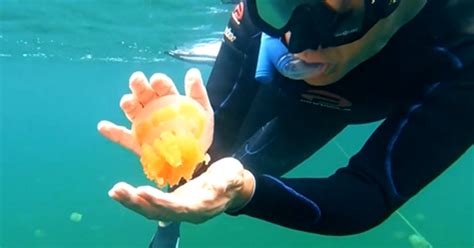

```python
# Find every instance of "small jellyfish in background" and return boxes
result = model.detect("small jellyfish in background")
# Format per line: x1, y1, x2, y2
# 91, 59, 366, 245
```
69, 212, 83, 223
393, 230, 407, 240
408, 234, 433, 248
415, 213, 426, 222
33, 228, 46, 238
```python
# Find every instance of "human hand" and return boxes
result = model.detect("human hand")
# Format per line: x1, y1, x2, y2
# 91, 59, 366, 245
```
108, 157, 255, 224
97, 68, 214, 156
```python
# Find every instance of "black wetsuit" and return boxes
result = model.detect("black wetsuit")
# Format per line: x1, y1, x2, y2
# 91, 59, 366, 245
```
150, 0, 473, 246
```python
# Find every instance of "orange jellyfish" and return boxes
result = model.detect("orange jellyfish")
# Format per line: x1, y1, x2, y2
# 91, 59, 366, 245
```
132, 95, 209, 187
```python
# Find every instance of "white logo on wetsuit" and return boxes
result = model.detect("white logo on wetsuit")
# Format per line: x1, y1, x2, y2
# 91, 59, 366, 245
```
224, 26, 237, 42
300, 89, 352, 111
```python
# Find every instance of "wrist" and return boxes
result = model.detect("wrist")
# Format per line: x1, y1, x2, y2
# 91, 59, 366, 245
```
226, 169, 256, 213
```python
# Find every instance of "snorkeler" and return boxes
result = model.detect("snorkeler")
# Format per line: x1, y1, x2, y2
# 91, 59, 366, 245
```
98, 0, 473, 247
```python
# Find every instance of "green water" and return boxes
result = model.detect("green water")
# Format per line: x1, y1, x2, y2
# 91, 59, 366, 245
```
0, 1, 472, 247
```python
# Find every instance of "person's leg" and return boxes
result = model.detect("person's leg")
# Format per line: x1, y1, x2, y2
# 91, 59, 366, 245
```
236, 79, 473, 235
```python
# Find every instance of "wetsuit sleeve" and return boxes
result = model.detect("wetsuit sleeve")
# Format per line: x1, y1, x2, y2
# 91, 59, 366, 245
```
206, 1, 260, 107
206, 1, 264, 160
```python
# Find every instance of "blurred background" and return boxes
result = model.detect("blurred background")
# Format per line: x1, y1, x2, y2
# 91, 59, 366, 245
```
0, 0, 472, 247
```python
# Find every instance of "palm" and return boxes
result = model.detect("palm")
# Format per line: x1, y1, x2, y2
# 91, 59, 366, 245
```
107, 158, 250, 224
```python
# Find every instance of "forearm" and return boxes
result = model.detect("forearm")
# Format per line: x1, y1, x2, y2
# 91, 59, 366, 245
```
229, 172, 390, 235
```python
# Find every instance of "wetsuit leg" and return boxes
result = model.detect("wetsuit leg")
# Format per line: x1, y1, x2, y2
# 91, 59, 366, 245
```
236, 78, 474, 235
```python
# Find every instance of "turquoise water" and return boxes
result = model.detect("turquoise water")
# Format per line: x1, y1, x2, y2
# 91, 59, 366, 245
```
0, 1, 472, 247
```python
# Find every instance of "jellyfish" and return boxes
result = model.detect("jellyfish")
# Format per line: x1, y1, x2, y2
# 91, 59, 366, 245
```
408, 234, 433, 248
33, 228, 46, 238
132, 95, 209, 187
69, 212, 83, 222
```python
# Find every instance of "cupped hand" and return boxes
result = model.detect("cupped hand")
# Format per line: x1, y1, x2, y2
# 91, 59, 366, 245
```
108, 157, 255, 224
97, 68, 214, 156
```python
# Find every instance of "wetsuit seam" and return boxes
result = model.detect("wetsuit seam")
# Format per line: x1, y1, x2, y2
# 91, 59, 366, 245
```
433, 46, 464, 69
243, 124, 277, 155
217, 32, 261, 111
262, 174, 322, 225
232, 122, 277, 161
218, 67, 244, 110
384, 82, 441, 201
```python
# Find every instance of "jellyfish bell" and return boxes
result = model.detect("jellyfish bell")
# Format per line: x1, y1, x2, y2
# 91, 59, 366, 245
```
393, 230, 406, 240
415, 213, 426, 221
69, 212, 83, 223
132, 95, 210, 187
33, 229, 46, 238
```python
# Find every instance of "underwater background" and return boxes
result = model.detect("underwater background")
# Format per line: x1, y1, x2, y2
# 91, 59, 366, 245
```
0, 0, 472, 247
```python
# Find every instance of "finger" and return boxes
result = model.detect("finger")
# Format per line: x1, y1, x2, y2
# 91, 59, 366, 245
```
109, 183, 156, 218
120, 94, 143, 121
109, 182, 139, 203
184, 68, 213, 115
108, 182, 136, 199
129, 71, 156, 106
135, 187, 179, 222
135, 186, 182, 214
136, 186, 171, 206
97, 120, 141, 156
149, 73, 179, 97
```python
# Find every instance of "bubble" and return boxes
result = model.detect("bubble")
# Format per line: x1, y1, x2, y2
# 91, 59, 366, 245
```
70, 212, 83, 222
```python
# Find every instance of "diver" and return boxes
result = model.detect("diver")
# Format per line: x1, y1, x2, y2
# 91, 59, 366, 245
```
98, 0, 474, 247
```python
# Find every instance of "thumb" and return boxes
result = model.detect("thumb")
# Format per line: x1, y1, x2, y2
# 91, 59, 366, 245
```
97, 120, 141, 156
184, 68, 213, 116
